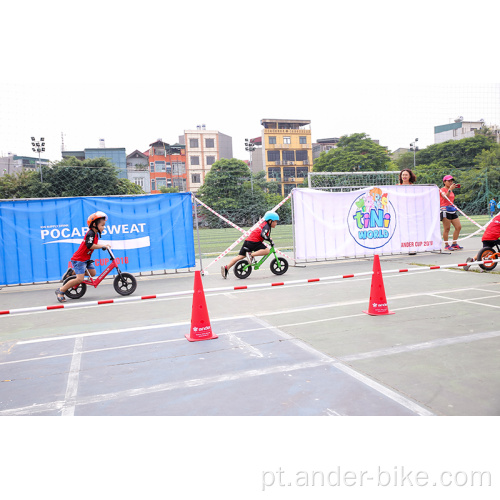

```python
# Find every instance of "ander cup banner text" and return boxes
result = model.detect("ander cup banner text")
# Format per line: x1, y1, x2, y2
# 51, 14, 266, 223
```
0, 193, 195, 285
293, 186, 441, 260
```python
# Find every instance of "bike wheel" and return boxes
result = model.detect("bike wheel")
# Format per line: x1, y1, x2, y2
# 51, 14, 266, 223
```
234, 260, 252, 279
270, 257, 288, 275
63, 276, 87, 299
114, 273, 137, 295
477, 247, 498, 271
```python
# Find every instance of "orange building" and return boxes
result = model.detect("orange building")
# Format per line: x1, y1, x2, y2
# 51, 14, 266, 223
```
147, 139, 187, 193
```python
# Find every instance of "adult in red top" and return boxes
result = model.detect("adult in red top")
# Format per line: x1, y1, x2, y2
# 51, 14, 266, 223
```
55, 212, 111, 302
221, 211, 279, 279
440, 175, 462, 251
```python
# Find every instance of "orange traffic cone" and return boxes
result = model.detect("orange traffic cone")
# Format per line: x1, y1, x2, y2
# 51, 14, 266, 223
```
185, 271, 218, 342
363, 255, 394, 316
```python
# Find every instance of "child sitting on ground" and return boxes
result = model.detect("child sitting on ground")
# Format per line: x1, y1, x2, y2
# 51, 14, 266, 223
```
221, 211, 279, 279
55, 211, 111, 302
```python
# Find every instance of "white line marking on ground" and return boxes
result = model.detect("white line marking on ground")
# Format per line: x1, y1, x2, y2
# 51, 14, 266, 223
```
0, 360, 329, 416
226, 332, 264, 358
61, 336, 83, 417
339, 330, 500, 362
253, 317, 434, 416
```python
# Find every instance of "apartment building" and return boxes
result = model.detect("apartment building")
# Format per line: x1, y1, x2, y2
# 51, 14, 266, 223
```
147, 140, 187, 193
312, 137, 340, 162
261, 118, 312, 196
126, 150, 150, 193
179, 125, 233, 193
434, 118, 486, 144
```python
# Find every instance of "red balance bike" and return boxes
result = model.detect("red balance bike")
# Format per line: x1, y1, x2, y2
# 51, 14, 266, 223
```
62, 248, 137, 299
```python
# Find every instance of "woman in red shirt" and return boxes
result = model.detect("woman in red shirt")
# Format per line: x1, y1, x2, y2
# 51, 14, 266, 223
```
440, 175, 462, 251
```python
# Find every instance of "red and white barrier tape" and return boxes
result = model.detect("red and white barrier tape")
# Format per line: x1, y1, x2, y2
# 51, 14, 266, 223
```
441, 192, 492, 237
1, 258, 497, 317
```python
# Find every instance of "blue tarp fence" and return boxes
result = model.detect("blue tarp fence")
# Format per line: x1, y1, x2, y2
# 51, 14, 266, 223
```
0, 193, 195, 285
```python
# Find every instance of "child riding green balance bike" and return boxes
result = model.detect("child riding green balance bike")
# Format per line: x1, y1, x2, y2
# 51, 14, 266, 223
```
221, 211, 288, 279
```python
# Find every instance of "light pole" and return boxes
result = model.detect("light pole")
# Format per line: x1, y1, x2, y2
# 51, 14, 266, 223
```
31, 136, 46, 182
409, 138, 418, 168
245, 138, 255, 193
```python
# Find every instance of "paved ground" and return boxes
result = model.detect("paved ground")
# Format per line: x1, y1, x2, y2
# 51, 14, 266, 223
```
1, 236, 499, 416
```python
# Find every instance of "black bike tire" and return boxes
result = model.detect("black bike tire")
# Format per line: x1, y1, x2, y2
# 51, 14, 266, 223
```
63, 276, 87, 299
113, 273, 137, 295
270, 257, 288, 276
234, 260, 252, 279
477, 247, 498, 271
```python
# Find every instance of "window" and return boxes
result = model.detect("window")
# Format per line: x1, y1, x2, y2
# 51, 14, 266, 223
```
283, 136, 291, 144
172, 162, 186, 174
155, 160, 166, 172
299, 136, 307, 144
190, 138, 199, 148
267, 150, 280, 162
191, 156, 200, 165
269, 136, 276, 144
206, 156, 215, 165
205, 138, 215, 148
296, 150, 308, 161
151, 179, 156, 190
150, 162, 155, 173
283, 150, 295, 162
166, 162, 171, 174
191, 173, 201, 183
167, 179, 172, 188
156, 178, 167, 188
133, 177, 144, 188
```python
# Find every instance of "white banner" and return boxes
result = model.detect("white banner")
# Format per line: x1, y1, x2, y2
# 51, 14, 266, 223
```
293, 186, 442, 260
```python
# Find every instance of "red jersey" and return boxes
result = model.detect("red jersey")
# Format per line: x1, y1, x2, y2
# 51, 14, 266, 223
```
439, 187, 455, 207
246, 221, 271, 243
483, 214, 500, 241
71, 229, 99, 262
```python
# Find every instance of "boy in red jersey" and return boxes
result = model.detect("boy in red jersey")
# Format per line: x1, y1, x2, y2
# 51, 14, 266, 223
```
221, 211, 279, 279
55, 211, 111, 302
482, 212, 500, 247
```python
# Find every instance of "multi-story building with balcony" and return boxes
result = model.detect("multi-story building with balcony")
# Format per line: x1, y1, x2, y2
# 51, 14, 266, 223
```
312, 137, 340, 162
0, 154, 50, 177
147, 140, 187, 193
179, 125, 233, 193
261, 118, 312, 196
126, 150, 150, 193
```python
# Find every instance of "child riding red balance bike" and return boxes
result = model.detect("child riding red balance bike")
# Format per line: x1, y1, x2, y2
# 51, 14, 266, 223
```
62, 247, 137, 299
463, 212, 500, 271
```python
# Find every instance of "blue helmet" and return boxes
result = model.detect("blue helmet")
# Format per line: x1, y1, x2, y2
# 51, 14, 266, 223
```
263, 211, 279, 222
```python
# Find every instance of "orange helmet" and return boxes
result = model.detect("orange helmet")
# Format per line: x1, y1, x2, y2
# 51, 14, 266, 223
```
87, 211, 108, 228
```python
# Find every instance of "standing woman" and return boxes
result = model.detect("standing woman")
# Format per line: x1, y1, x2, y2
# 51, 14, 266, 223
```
399, 169, 416, 185
440, 175, 462, 251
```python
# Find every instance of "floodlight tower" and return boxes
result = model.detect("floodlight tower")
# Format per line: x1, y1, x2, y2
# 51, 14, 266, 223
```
31, 136, 46, 182
409, 138, 418, 168
245, 138, 255, 193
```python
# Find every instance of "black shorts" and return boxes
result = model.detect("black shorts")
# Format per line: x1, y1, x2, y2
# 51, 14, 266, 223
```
440, 210, 459, 221
239, 240, 266, 256
482, 239, 500, 248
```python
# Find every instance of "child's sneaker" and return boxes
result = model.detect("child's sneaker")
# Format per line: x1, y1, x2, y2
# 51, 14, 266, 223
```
444, 244, 454, 251
221, 265, 228, 279
451, 243, 463, 250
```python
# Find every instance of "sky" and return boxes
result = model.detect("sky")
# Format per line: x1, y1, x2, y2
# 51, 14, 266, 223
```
1, 1, 499, 164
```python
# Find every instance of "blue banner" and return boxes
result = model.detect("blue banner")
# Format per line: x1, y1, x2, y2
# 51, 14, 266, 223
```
0, 193, 195, 285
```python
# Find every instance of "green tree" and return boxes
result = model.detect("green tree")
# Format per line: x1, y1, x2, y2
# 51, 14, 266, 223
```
159, 186, 180, 193
314, 133, 391, 172
0, 156, 145, 199
415, 135, 495, 169
196, 158, 290, 227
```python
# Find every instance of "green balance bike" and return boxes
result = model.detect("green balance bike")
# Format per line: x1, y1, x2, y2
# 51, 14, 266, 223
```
233, 243, 288, 279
